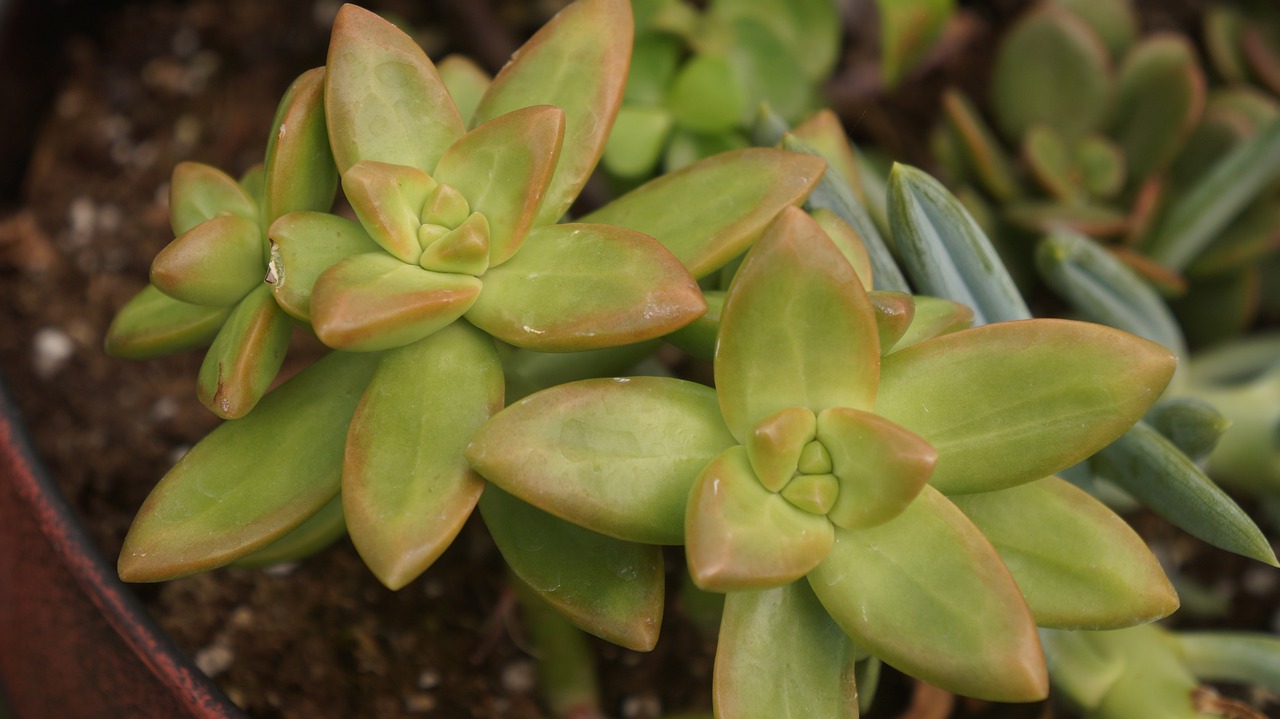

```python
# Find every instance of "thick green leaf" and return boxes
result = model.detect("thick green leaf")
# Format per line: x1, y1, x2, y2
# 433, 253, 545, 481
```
668, 53, 746, 133
168, 162, 258, 236
1144, 398, 1230, 463
1037, 628, 1126, 710
341, 161, 437, 264
991, 3, 1112, 141
472, 0, 632, 225
686, 446, 834, 591
324, 4, 464, 174
1055, 0, 1137, 57
343, 322, 502, 589
889, 164, 1031, 325
465, 222, 704, 351
868, 291, 915, 352
890, 295, 973, 352
118, 351, 379, 582
1050, 626, 1205, 718
877, 319, 1176, 494
716, 207, 879, 441
466, 376, 734, 545
665, 290, 724, 363
582, 148, 825, 278
744, 407, 816, 493
877, 0, 954, 87
433, 105, 565, 266
601, 104, 674, 178
792, 110, 865, 204
1177, 632, 1280, 692
714, 582, 858, 719
417, 211, 490, 275
808, 486, 1047, 702
232, 493, 346, 568
711, 0, 840, 82
812, 208, 873, 290
501, 342, 660, 402
1107, 36, 1204, 185
950, 477, 1178, 629
104, 284, 231, 359
818, 407, 936, 530
196, 285, 293, 420
151, 215, 263, 307
436, 54, 490, 126
480, 486, 664, 651
266, 211, 381, 321
1023, 124, 1081, 201
262, 67, 338, 226
940, 89, 1020, 202
310, 253, 482, 352
1076, 134, 1126, 199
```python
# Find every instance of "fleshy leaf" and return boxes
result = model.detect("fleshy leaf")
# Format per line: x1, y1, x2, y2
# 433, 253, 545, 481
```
686, 446, 834, 592
432, 105, 564, 266
465, 222, 704, 351
665, 290, 724, 363
342, 161, 437, 264
196, 284, 293, 420
745, 407, 816, 493
876, 319, 1176, 494
466, 376, 734, 545
950, 476, 1178, 629
714, 582, 858, 719
118, 351, 380, 582
667, 53, 747, 133
1177, 631, 1280, 692
266, 211, 382, 321
343, 322, 502, 589
232, 494, 346, 568
891, 295, 973, 352
1107, 35, 1205, 185
310, 253, 482, 352
808, 485, 1047, 702
582, 148, 825, 278
791, 109, 865, 201
104, 284, 231, 359
151, 215, 263, 307
436, 55, 491, 126
818, 407, 936, 529
262, 67, 338, 226
472, 0, 632, 225
716, 207, 879, 442
600, 104, 674, 178
869, 291, 915, 352
480, 486, 664, 651
324, 4, 463, 174
418, 211, 490, 275
169, 162, 258, 236
877, 0, 953, 88
940, 89, 1020, 202
812, 208, 873, 290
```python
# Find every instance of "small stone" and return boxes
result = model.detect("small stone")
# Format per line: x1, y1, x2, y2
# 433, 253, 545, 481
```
1243, 566, 1277, 596
149, 396, 180, 423
194, 643, 234, 677
228, 606, 255, 629
404, 692, 437, 713
416, 669, 441, 690
32, 327, 74, 379
620, 692, 662, 719
68, 197, 96, 238
501, 659, 536, 694
262, 562, 299, 578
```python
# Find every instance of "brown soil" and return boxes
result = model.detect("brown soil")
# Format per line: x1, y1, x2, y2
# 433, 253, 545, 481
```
0, 1, 1274, 718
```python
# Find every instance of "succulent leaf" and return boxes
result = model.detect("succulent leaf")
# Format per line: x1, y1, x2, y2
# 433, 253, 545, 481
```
436, 55, 491, 127
868, 291, 916, 352
196, 284, 293, 420
890, 295, 973, 352
744, 407, 817, 493
1108, 35, 1205, 185
417, 212, 490, 275
104, 284, 232, 359
151, 215, 264, 307
811, 208, 873, 290
817, 407, 937, 530
232, 494, 346, 568
341, 161, 437, 264
266, 211, 382, 321
169, 161, 258, 236
262, 67, 338, 226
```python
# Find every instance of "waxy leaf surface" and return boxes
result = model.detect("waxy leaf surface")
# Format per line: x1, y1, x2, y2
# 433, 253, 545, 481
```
809, 486, 1047, 702
818, 407, 936, 529
196, 284, 292, 419
715, 582, 858, 719
169, 162, 258, 236
267, 211, 381, 321
465, 222, 704, 351
118, 351, 380, 582
582, 149, 825, 278
480, 486, 663, 651
472, 0, 631, 225
437, 55, 490, 126
343, 322, 502, 589
744, 407, 816, 493
262, 67, 338, 225
890, 295, 973, 352
876, 319, 1176, 494
686, 447, 834, 591
325, 4, 464, 174
950, 477, 1178, 629
151, 215, 263, 307
341, 161, 436, 264
104, 285, 230, 359
467, 377, 734, 545
233, 494, 346, 569
717, 207, 879, 442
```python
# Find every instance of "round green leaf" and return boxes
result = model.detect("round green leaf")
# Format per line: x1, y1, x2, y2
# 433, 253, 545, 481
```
151, 215, 264, 307
267, 211, 381, 322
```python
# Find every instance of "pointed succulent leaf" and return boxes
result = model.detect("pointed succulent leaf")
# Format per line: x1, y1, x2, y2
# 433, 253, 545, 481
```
150, 215, 263, 307
809, 485, 1047, 702
418, 211, 490, 275
466, 376, 735, 545
232, 493, 346, 568
891, 295, 973, 352
665, 290, 724, 363
436, 55, 490, 127
1177, 632, 1280, 692
473, 0, 632, 225
266, 211, 382, 321
940, 89, 1021, 202
601, 104, 674, 179
239, 164, 265, 207
104, 284, 231, 359
793, 110, 865, 201
811, 208, 872, 290
745, 407, 817, 493
480, 486, 663, 651
711, 0, 840, 82
582, 148, 825, 278
686, 446, 834, 592
950, 476, 1178, 629
465, 222, 704, 351
118, 351, 380, 582
310, 253, 482, 352
1076, 134, 1126, 199
1093, 422, 1278, 566
342, 161, 437, 264
818, 407, 936, 529
1038, 629, 1126, 710
1145, 398, 1230, 463
877, 319, 1176, 494
169, 162, 258, 236
1023, 124, 1082, 201
889, 164, 1031, 325
781, 473, 840, 515
869, 291, 915, 352
262, 67, 338, 225
324, 4, 464, 174
343, 322, 502, 589
501, 341, 661, 403
716, 207, 879, 442
432, 105, 565, 266
993, 4, 1112, 141
714, 582, 858, 719
1108, 35, 1205, 185
196, 284, 293, 420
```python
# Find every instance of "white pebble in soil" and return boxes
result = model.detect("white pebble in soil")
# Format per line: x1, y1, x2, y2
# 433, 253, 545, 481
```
194, 642, 234, 678
620, 692, 662, 719
404, 692, 437, 713
416, 669, 441, 690
32, 327, 75, 379
1243, 565, 1278, 596
501, 659, 537, 694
